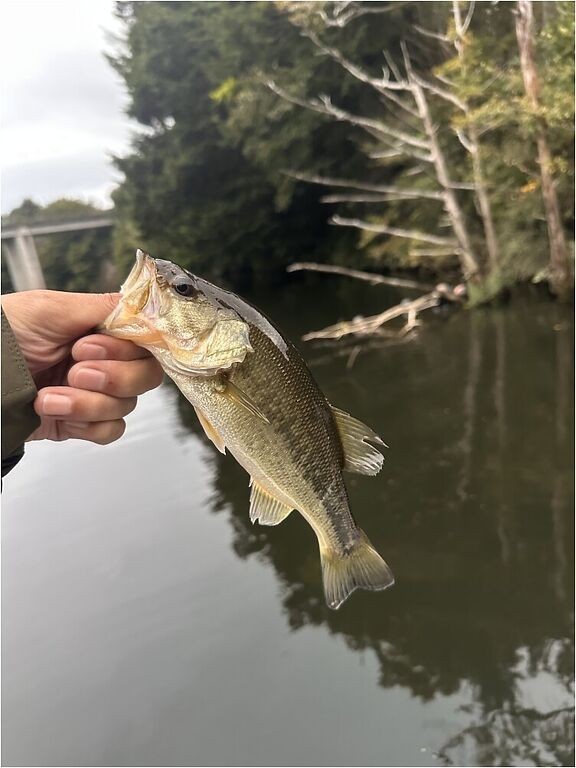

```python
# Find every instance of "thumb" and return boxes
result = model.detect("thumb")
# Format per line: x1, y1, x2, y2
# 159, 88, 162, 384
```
54, 291, 120, 335
25, 290, 122, 340
2, 290, 122, 378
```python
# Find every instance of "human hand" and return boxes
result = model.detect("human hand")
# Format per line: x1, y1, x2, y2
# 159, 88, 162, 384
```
1, 290, 164, 444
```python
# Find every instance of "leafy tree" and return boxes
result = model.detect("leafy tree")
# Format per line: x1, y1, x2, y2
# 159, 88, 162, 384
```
109, 1, 416, 286
110, 1, 573, 298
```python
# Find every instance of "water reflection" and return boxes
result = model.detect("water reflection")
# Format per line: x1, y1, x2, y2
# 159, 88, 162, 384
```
171, 287, 574, 767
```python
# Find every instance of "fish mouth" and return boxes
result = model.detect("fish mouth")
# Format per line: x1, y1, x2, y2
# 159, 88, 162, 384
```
101, 249, 165, 337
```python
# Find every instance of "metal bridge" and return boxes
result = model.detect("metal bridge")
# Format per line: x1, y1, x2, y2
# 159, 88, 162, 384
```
1, 217, 113, 291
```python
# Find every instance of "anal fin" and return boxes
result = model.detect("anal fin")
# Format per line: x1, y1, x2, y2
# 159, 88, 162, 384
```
331, 405, 386, 476
194, 407, 226, 454
249, 479, 293, 526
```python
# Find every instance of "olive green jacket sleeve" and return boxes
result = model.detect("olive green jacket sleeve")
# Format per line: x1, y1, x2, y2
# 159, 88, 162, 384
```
2, 309, 40, 477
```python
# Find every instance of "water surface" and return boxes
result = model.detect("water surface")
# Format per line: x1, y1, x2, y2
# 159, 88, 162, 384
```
2, 278, 573, 766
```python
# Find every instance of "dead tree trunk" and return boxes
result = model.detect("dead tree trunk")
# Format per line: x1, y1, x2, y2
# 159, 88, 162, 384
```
403, 45, 480, 280
515, 0, 572, 298
452, 1, 501, 272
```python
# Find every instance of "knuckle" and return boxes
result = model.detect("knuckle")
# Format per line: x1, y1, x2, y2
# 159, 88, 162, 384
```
94, 419, 126, 445
122, 397, 138, 416
67, 392, 86, 418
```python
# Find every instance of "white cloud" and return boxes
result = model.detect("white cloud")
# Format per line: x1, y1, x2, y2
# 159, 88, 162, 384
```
1, 0, 134, 213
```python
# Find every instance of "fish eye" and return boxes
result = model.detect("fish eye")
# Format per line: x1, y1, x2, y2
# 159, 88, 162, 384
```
172, 281, 197, 298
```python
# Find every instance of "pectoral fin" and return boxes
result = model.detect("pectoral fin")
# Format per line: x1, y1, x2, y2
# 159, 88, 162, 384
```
331, 405, 386, 476
249, 479, 293, 526
223, 380, 270, 424
194, 407, 226, 454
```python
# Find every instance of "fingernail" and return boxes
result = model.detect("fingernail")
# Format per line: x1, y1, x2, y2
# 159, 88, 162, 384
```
64, 421, 89, 430
80, 343, 107, 359
74, 368, 107, 391
42, 394, 73, 416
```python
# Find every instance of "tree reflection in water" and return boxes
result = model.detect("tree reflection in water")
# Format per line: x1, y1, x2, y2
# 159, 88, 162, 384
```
170, 288, 574, 767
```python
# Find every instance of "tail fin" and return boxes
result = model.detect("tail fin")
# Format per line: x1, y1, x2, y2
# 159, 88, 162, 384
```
320, 530, 394, 610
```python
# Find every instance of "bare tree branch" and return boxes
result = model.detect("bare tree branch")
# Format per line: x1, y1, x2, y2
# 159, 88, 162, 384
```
455, 128, 475, 153
413, 24, 450, 43
409, 247, 458, 257
320, 193, 415, 203
287, 261, 435, 290
266, 79, 430, 151
378, 88, 420, 118
400, 41, 480, 277
382, 49, 405, 84
412, 73, 467, 111
368, 148, 404, 160
302, 292, 443, 341
461, 0, 476, 36
448, 181, 476, 190
434, 71, 456, 88
286, 171, 443, 199
317, 1, 403, 29
304, 29, 410, 93
331, 214, 458, 246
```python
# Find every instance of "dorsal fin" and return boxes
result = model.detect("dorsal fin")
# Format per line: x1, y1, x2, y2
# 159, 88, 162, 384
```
330, 405, 386, 476
249, 479, 293, 526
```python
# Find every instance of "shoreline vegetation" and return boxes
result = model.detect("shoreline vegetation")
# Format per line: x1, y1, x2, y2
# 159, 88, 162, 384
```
2, 1, 574, 307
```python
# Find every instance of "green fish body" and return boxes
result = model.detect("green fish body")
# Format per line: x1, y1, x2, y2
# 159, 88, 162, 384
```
103, 252, 394, 609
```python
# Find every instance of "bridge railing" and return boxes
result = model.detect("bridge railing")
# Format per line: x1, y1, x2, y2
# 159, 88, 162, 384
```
1, 219, 114, 292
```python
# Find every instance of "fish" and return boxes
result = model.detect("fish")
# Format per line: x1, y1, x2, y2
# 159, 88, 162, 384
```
102, 250, 394, 609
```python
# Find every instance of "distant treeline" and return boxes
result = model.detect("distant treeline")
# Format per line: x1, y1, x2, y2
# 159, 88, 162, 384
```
3, 2, 573, 300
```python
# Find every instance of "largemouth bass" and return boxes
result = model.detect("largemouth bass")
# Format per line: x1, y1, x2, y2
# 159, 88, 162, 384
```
102, 251, 394, 609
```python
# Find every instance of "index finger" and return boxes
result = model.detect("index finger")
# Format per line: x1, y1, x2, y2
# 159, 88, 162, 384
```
72, 334, 152, 362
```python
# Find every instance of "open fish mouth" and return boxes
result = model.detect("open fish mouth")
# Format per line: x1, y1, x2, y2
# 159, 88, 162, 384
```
121, 249, 156, 310
101, 249, 164, 335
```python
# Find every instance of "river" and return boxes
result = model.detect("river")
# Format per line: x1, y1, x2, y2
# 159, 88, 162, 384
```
2, 276, 574, 767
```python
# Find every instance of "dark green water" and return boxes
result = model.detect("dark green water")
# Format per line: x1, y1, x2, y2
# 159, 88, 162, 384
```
2, 277, 574, 767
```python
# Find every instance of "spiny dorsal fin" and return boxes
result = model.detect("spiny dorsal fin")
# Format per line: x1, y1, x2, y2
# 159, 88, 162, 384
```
330, 405, 386, 476
194, 407, 226, 454
249, 479, 293, 526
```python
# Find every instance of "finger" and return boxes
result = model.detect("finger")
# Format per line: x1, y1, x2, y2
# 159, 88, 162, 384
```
72, 334, 152, 362
60, 419, 126, 445
35, 387, 137, 422
67, 358, 164, 398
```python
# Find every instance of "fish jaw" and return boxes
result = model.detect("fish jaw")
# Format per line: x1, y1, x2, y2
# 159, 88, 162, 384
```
101, 250, 167, 345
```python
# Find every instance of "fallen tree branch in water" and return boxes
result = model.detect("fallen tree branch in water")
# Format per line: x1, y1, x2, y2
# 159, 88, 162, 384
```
302, 285, 465, 342
287, 261, 434, 291
288, 262, 465, 345
301, 291, 441, 341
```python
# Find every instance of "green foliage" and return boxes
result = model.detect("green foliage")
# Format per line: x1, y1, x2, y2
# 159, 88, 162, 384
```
109, 1, 429, 286
436, 1, 573, 292
105, 1, 573, 297
2, 198, 114, 293
110, 1, 364, 287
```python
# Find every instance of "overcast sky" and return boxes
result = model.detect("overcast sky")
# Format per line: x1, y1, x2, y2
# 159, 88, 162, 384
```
1, 0, 134, 214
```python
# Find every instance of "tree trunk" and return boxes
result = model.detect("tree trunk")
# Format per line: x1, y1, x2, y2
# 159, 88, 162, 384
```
469, 125, 500, 271
452, 1, 501, 272
515, 0, 572, 299
410, 78, 480, 280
